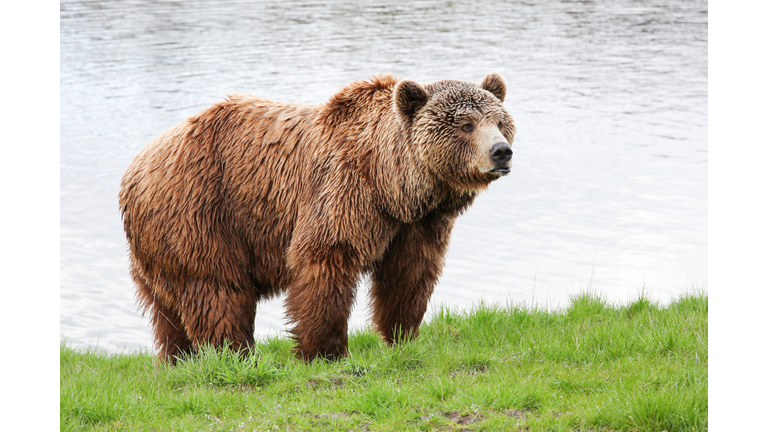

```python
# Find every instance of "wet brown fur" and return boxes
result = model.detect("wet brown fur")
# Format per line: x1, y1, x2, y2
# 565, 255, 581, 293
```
119, 73, 516, 362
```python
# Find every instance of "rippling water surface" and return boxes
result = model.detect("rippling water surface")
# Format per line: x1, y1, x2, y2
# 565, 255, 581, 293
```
60, 0, 708, 351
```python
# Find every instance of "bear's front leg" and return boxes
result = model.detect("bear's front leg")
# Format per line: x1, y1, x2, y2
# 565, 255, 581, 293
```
370, 212, 456, 344
285, 244, 361, 361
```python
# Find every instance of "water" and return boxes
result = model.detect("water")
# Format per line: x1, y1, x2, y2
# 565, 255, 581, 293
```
60, 0, 708, 352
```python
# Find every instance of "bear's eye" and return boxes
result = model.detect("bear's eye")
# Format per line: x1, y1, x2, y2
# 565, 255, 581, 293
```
461, 124, 475, 133
498, 121, 504, 130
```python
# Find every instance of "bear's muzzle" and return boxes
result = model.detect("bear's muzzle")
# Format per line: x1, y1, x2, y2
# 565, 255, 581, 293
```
489, 142, 513, 175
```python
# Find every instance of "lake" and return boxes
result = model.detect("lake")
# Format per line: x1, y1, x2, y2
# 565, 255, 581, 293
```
60, 0, 707, 352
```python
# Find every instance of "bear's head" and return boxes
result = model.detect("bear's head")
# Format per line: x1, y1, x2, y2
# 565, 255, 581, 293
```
394, 73, 516, 191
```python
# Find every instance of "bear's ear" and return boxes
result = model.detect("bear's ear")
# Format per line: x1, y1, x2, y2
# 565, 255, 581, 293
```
480, 72, 506, 102
394, 80, 428, 123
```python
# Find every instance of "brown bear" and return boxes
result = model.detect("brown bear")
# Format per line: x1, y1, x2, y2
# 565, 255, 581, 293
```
119, 73, 515, 362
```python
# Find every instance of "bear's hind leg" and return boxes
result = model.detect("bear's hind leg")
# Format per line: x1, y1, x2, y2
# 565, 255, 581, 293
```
179, 280, 258, 355
149, 299, 194, 364
132, 263, 193, 363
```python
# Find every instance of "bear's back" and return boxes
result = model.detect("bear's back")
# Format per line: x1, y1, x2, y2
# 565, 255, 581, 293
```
119, 96, 321, 292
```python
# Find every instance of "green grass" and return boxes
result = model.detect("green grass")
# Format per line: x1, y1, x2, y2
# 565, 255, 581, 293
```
61, 291, 707, 431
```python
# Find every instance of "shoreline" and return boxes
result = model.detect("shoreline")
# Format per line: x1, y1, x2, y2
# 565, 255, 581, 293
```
61, 291, 708, 431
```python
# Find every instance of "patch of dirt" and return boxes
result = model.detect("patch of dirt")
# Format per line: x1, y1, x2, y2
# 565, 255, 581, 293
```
233, 384, 259, 393
505, 409, 529, 420
444, 410, 485, 425
306, 411, 358, 430
306, 378, 344, 388
343, 366, 370, 377
314, 411, 352, 420
449, 368, 486, 377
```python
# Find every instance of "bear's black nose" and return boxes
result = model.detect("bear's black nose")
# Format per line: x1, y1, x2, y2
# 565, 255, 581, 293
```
490, 142, 513, 164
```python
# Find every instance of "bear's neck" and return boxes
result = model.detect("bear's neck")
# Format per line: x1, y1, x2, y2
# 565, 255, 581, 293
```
369, 125, 448, 223
319, 78, 448, 223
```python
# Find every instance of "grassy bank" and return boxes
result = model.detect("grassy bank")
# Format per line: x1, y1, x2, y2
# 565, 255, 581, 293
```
61, 292, 707, 431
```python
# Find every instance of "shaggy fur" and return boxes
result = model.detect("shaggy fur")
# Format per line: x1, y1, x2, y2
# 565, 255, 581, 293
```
119, 73, 516, 362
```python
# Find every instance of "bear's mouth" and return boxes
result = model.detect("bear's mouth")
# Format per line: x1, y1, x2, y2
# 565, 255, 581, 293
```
489, 167, 510, 175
